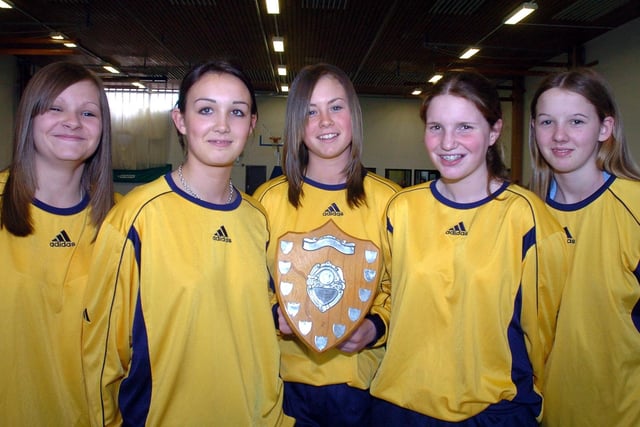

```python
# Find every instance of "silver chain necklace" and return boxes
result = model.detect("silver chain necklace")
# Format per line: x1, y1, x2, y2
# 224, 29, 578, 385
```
177, 164, 234, 203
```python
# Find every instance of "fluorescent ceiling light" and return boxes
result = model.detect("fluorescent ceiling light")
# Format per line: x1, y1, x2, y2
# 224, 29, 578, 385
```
504, 2, 537, 25
0, 1, 13, 9
103, 65, 120, 74
281, 85, 289, 93
428, 74, 443, 84
272, 37, 284, 52
50, 33, 65, 40
63, 42, 77, 48
277, 65, 287, 76
266, 0, 279, 14
411, 89, 422, 96
460, 48, 479, 59
132, 82, 146, 89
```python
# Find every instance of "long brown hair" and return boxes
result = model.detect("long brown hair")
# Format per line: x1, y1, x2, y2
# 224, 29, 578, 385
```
282, 63, 366, 208
529, 67, 640, 199
420, 71, 509, 184
1, 61, 114, 236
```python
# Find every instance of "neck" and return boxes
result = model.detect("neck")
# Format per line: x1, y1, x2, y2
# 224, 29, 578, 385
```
34, 163, 85, 208
175, 163, 235, 204
437, 176, 502, 204
553, 168, 604, 204
305, 158, 348, 185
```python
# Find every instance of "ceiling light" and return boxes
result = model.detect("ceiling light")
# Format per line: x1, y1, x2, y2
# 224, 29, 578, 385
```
428, 74, 443, 83
277, 65, 287, 76
63, 42, 77, 48
132, 82, 146, 89
411, 89, 422, 96
266, 0, 279, 14
0, 1, 13, 9
504, 2, 537, 25
460, 47, 479, 59
281, 84, 289, 93
50, 33, 65, 40
272, 37, 284, 52
103, 65, 120, 74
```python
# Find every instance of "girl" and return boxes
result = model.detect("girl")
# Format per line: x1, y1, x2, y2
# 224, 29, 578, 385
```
253, 63, 399, 426
370, 71, 567, 426
0, 61, 114, 425
530, 68, 640, 427
81, 60, 293, 426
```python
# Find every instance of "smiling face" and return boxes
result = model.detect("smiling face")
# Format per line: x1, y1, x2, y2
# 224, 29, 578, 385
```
533, 87, 613, 178
303, 74, 353, 169
172, 71, 256, 168
424, 94, 502, 187
32, 79, 102, 169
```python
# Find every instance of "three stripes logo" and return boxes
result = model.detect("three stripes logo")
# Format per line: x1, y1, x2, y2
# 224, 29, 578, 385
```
445, 222, 468, 236
213, 225, 232, 243
322, 203, 344, 217
50, 230, 76, 247
564, 227, 576, 244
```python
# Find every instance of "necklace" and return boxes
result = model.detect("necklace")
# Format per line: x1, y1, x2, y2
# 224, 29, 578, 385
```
177, 164, 234, 203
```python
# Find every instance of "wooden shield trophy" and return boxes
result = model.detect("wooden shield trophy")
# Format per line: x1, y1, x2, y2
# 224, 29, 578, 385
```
275, 220, 380, 352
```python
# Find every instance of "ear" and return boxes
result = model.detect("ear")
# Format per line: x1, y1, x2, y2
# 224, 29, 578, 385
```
489, 118, 503, 146
598, 116, 614, 142
171, 108, 187, 135
249, 114, 257, 134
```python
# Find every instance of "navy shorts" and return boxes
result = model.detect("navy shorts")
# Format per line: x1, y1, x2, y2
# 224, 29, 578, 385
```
371, 397, 538, 427
283, 381, 372, 427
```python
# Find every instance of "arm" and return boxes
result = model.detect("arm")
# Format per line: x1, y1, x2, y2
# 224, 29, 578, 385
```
82, 221, 139, 427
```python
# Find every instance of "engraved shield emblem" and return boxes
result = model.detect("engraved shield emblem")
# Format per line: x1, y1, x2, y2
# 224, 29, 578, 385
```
275, 220, 380, 352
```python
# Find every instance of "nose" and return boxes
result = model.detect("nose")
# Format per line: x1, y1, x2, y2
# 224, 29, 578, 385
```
62, 112, 81, 129
213, 115, 230, 133
319, 110, 333, 127
441, 129, 457, 150
552, 124, 569, 142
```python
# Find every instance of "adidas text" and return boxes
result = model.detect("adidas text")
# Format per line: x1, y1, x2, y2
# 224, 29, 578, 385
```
445, 229, 468, 236
50, 241, 76, 247
212, 235, 232, 243
323, 211, 344, 216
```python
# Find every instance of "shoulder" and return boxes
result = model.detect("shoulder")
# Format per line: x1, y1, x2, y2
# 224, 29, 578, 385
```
104, 176, 173, 223
253, 175, 288, 201
0, 169, 8, 195
608, 177, 640, 221
239, 191, 268, 219
364, 172, 402, 193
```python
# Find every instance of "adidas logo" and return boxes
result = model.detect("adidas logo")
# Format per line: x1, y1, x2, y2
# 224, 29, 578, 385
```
564, 227, 576, 244
445, 222, 468, 236
212, 225, 232, 243
322, 203, 344, 216
50, 230, 76, 247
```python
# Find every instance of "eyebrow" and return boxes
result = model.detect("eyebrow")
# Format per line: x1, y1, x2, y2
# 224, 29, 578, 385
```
194, 97, 250, 106
309, 97, 345, 106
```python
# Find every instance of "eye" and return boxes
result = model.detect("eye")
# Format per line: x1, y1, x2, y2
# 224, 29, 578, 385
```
459, 124, 473, 131
538, 119, 552, 126
307, 108, 317, 117
570, 119, 584, 125
198, 106, 213, 115
49, 106, 62, 112
330, 104, 344, 112
231, 109, 246, 117
82, 111, 98, 118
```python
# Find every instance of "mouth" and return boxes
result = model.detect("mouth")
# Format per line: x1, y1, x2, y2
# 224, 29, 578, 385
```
440, 154, 464, 162
208, 139, 233, 146
551, 148, 572, 156
318, 133, 339, 141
